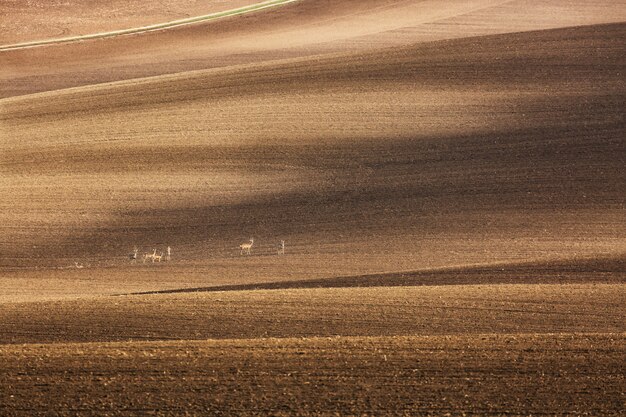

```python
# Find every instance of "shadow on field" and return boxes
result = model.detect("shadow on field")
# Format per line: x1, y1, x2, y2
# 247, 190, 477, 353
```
127, 255, 625, 295
2, 24, 624, 269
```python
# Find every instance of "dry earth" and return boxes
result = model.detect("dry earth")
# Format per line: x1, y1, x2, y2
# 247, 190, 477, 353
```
2, 24, 625, 274
0, 0, 260, 44
0, 284, 624, 344
3, 0, 626, 97
1, 334, 624, 416
1, 0, 625, 415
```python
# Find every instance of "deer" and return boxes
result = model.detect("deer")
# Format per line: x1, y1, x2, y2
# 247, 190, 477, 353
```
143, 249, 161, 263
165, 246, 171, 261
277, 240, 285, 255
129, 247, 138, 263
240, 238, 254, 255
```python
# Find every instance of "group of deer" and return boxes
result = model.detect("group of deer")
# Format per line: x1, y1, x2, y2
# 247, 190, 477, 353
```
127, 239, 283, 262
129, 246, 171, 263
239, 238, 285, 256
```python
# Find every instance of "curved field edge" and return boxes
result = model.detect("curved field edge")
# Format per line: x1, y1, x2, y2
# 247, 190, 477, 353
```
129, 255, 626, 295
1, 283, 624, 344
0, 0, 300, 51
0, 333, 624, 416
3, 1, 625, 98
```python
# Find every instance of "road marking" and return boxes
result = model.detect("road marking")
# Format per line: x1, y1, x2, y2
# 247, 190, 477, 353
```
0, 0, 300, 52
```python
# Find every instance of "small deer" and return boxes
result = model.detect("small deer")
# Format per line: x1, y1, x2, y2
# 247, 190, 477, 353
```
240, 238, 254, 255
277, 240, 285, 255
129, 247, 138, 263
143, 249, 161, 263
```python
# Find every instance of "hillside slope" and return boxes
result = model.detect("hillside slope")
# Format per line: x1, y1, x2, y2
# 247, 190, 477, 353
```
2, 24, 624, 277
2, 0, 625, 97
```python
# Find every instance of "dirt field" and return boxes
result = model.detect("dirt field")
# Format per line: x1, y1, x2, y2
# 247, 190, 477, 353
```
0, 0, 260, 44
1, 283, 624, 344
3, 0, 626, 97
2, 24, 625, 273
1, 334, 624, 416
1, 0, 625, 414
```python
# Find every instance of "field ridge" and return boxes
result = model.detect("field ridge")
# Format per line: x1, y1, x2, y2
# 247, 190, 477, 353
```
126, 255, 626, 295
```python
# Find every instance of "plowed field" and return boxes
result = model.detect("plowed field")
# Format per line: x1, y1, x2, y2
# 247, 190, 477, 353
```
1, 0, 624, 414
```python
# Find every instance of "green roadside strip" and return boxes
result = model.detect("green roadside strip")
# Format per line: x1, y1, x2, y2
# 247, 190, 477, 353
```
0, 0, 299, 51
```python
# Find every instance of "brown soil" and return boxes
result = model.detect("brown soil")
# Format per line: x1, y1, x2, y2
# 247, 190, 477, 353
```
1, 0, 624, 415
0, 283, 624, 344
1, 334, 624, 416
2, 24, 625, 275
0, 0, 259, 44
2, 0, 625, 97
137, 256, 625, 294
